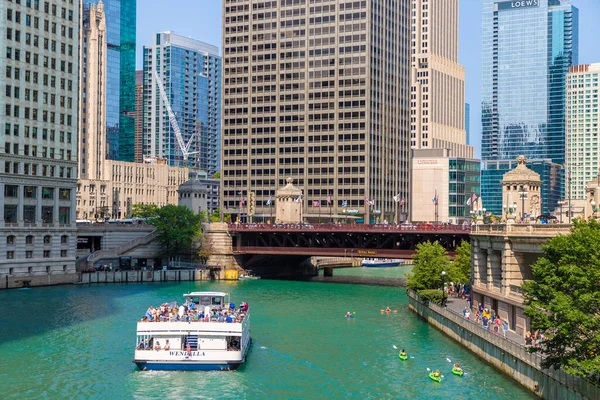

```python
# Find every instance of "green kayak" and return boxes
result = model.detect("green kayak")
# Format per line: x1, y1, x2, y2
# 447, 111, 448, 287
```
399, 353, 408, 361
452, 368, 464, 376
429, 372, 442, 383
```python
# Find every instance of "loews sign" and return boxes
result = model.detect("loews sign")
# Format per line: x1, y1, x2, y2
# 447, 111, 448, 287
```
497, 0, 539, 11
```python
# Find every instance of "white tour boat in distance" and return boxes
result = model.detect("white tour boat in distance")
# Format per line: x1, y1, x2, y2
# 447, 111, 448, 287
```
133, 291, 251, 371
361, 258, 405, 268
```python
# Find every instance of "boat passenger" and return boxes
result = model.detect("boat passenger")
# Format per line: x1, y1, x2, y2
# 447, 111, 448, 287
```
164, 340, 170, 351
154, 341, 162, 351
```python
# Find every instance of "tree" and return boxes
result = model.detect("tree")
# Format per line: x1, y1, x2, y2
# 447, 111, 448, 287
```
407, 241, 450, 291
198, 238, 214, 265
151, 205, 201, 259
210, 208, 221, 222
448, 240, 471, 284
213, 171, 220, 179
131, 203, 159, 219
523, 219, 600, 380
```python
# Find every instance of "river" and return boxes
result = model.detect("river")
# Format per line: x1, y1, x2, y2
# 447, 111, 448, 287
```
0, 273, 533, 399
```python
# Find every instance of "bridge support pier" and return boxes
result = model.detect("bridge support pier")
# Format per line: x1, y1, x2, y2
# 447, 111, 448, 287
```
204, 223, 244, 278
323, 267, 333, 277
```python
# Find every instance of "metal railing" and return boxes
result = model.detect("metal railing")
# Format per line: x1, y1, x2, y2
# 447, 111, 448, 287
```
471, 223, 572, 236
228, 222, 471, 234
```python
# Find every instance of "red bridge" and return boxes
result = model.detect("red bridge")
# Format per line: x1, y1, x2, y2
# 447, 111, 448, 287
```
227, 223, 471, 259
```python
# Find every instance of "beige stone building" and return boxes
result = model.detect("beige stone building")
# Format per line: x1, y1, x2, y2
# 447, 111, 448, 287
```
221, 0, 411, 224
76, 3, 188, 221
275, 178, 303, 224
410, 0, 473, 159
500, 156, 542, 222
410, 149, 480, 224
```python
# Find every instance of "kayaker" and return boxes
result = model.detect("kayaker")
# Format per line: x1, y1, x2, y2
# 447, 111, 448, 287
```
400, 349, 407, 357
345, 311, 352, 318
453, 363, 461, 371
433, 370, 440, 377
385, 307, 391, 313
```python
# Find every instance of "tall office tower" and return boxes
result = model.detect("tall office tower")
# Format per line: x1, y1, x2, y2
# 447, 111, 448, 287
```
221, 0, 411, 223
1, 0, 80, 276
465, 103, 470, 145
134, 70, 143, 163
79, 1, 107, 181
565, 64, 600, 202
143, 32, 221, 174
410, 0, 473, 159
481, 0, 578, 215
82, 0, 136, 162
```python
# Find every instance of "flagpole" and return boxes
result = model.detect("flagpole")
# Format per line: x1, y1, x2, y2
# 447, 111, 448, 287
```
329, 201, 332, 223
435, 190, 438, 224
318, 202, 321, 224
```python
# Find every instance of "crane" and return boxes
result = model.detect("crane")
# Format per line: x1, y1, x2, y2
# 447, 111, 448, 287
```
153, 70, 199, 165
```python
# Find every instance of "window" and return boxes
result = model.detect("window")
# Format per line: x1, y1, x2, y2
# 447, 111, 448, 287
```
59, 207, 70, 224
23, 205, 36, 223
24, 186, 36, 198
61, 250, 67, 257
7, 235, 16, 245
59, 188, 70, 200
4, 185, 18, 197
42, 187, 54, 199
26, 235, 34, 245
43, 235, 52, 244
4, 205, 17, 223
43, 250, 51, 258
7, 251, 15, 260
26, 251, 33, 258
42, 207, 53, 223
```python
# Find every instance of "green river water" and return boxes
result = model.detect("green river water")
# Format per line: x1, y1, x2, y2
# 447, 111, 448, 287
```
0, 268, 533, 399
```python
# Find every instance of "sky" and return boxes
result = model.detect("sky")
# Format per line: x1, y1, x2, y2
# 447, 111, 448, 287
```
137, 0, 600, 158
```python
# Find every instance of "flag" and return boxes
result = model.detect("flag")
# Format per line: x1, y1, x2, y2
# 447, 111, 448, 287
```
432, 192, 438, 205
239, 199, 245, 208
400, 198, 405, 207
295, 194, 302, 203
466, 193, 478, 206
342, 200, 348, 207
313, 200, 320, 208
266, 196, 272, 206
326, 194, 332, 205
365, 196, 375, 206
393, 193, 400, 203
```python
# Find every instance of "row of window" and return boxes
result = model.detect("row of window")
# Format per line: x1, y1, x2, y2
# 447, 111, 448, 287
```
6, 249, 68, 259
4, 204, 71, 224
4, 161, 73, 179
7, 234, 69, 245
4, 185, 71, 200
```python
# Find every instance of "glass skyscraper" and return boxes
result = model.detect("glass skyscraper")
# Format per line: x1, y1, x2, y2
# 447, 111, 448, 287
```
481, 0, 578, 215
82, 0, 136, 162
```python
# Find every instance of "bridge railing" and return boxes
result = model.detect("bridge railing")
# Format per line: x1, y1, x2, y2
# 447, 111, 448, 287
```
227, 222, 471, 234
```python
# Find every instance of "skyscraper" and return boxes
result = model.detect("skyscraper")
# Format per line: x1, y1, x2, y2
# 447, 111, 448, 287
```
1, 0, 80, 275
134, 70, 143, 163
143, 31, 221, 174
410, 0, 473, 159
221, 0, 411, 223
481, 0, 578, 215
565, 64, 600, 202
465, 103, 470, 145
82, 0, 136, 162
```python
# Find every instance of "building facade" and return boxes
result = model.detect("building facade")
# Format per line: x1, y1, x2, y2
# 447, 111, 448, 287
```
82, 0, 136, 162
410, 0, 473, 159
1, 0, 80, 276
565, 63, 600, 202
143, 31, 221, 173
134, 70, 143, 163
481, 0, 578, 215
76, 160, 189, 220
465, 103, 470, 145
411, 149, 480, 224
221, 0, 411, 223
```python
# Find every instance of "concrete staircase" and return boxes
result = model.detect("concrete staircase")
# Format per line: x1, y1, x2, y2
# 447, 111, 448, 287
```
88, 230, 160, 264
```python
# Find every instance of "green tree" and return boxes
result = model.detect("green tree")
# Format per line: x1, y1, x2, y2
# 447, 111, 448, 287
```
131, 203, 160, 219
448, 240, 471, 284
407, 241, 450, 291
211, 208, 221, 222
523, 219, 600, 379
151, 205, 201, 259
213, 171, 220, 179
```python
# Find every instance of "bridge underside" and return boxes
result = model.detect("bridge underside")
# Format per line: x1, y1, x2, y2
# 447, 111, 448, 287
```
232, 231, 465, 259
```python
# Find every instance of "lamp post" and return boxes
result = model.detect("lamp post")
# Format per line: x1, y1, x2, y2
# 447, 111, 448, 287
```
441, 270, 447, 307
518, 185, 528, 222
592, 200, 598, 219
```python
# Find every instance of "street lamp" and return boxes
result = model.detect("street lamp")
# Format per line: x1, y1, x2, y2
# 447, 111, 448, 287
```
518, 185, 528, 222
557, 200, 567, 223
591, 200, 598, 217
441, 270, 447, 307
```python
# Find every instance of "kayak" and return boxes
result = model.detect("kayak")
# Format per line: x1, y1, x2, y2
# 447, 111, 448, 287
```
452, 368, 464, 376
399, 353, 408, 361
429, 372, 442, 383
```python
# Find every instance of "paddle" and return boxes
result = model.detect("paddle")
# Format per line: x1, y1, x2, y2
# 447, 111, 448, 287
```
446, 357, 452, 363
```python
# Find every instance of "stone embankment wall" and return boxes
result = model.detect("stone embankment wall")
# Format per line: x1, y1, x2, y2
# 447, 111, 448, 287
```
79, 269, 211, 284
407, 290, 599, 400
3, 273, 79, 289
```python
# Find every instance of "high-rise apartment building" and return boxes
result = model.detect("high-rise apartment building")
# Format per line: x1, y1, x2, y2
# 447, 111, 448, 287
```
410, 0, 473, 159
134, 70, 143, 163
1, 0, 80, 276
481, 0, 578, 215
82, 0, 136, 162
143, 32, 221, 174
221, 0, 411, 223
565, 63, 600, 201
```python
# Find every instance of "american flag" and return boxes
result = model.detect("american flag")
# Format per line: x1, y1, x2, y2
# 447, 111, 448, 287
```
365, 196, 375, 206
326, 195, 332, 205
313, 200, 320, 208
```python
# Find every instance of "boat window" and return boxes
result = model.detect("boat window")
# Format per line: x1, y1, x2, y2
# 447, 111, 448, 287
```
212, 296, 223, 306
200, 296, 211, 306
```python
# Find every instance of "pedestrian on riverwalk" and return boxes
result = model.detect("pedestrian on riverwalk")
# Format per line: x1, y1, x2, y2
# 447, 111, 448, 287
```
502, 319, 509, 338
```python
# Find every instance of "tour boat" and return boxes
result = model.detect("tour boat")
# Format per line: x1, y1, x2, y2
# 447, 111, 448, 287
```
361, 258, 405, 268
133, 291, 251, 371
239, 270, 260, 280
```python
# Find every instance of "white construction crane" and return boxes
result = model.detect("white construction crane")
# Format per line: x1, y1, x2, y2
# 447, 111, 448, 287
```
153, 70, 199, 164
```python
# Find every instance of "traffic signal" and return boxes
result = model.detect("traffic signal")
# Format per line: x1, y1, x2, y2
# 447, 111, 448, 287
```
248, 192, 255, 216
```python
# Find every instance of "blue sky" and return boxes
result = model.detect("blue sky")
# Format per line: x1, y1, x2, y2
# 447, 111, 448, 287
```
137, 0, 600, 158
